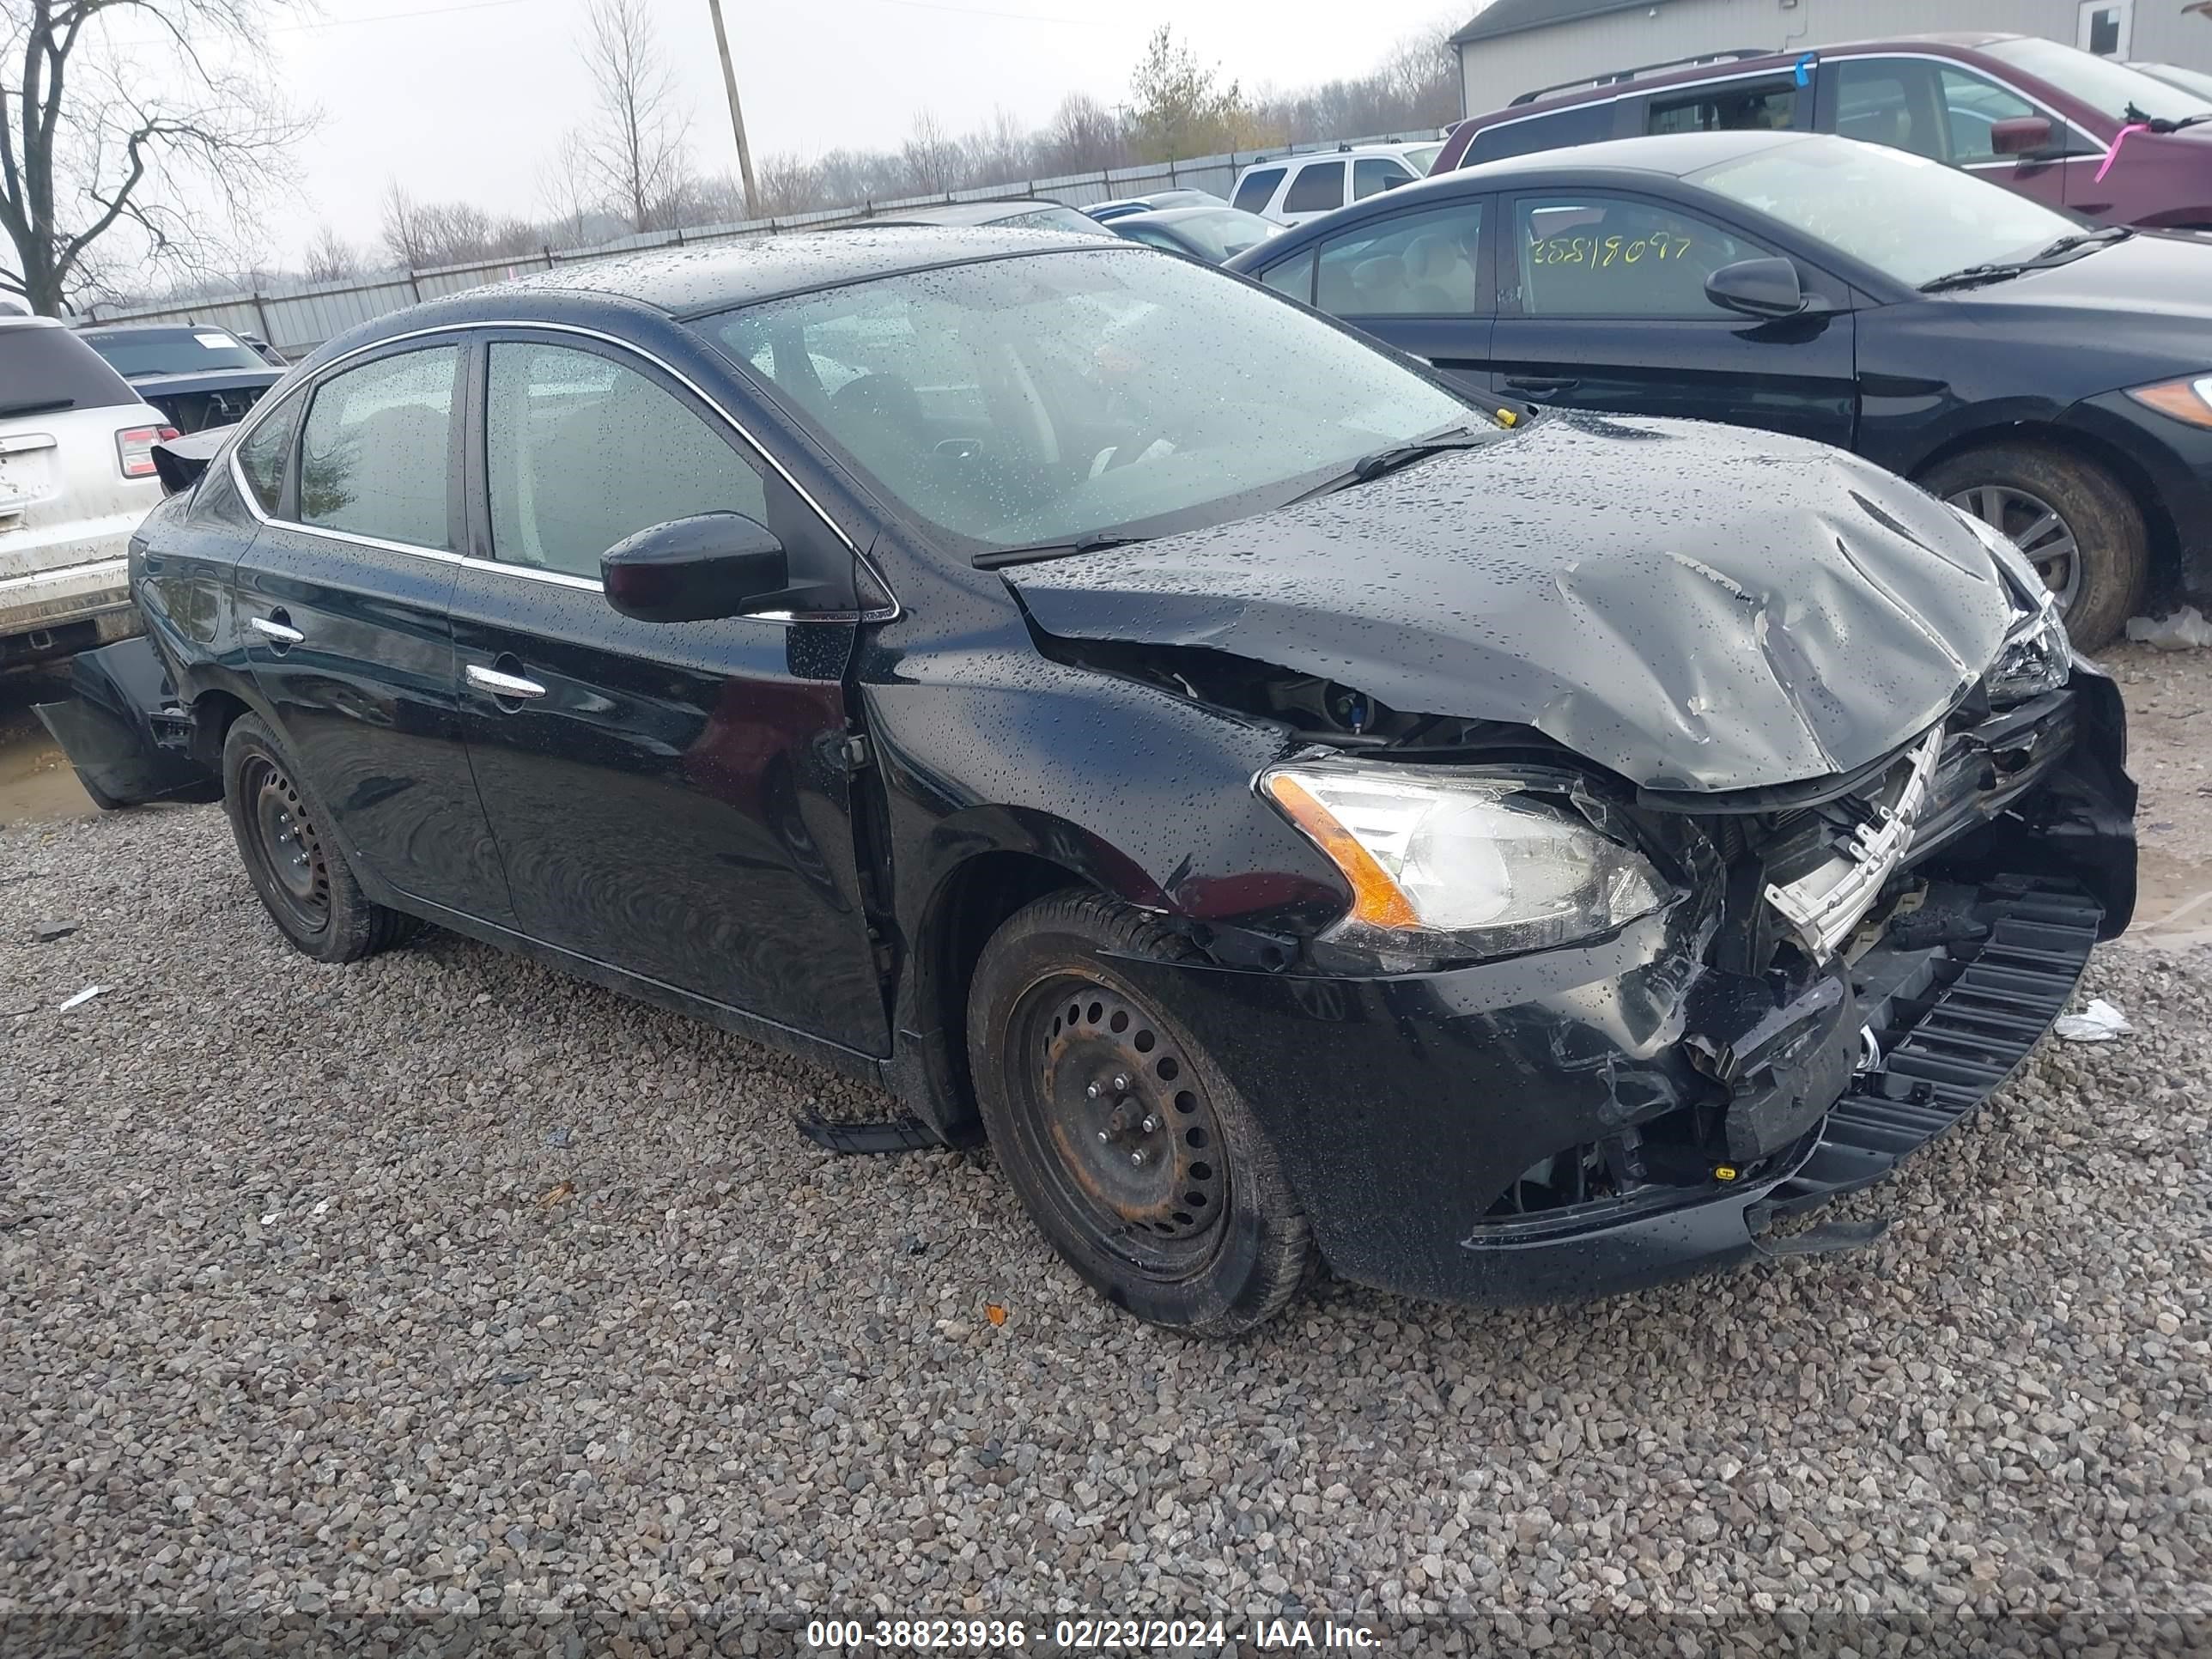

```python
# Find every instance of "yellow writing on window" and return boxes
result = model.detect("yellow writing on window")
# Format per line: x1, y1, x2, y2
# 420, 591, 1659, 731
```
1527, 232, 1695, 268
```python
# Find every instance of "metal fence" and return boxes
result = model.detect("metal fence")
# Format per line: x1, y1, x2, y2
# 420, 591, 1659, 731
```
80, 131, 1440, 359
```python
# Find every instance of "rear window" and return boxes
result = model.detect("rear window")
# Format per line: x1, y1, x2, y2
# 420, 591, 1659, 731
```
82, 327, 269, 377
1463, 102, 1618, 166
1233, 167, 1286, 213
1284, 162, 1345, 214
0, 325, 142, 417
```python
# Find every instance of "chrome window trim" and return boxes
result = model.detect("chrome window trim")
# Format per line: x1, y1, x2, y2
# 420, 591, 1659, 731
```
225, 318, 901, 624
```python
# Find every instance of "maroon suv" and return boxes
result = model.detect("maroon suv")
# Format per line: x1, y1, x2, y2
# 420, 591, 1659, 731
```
1436, 33, 2212, 231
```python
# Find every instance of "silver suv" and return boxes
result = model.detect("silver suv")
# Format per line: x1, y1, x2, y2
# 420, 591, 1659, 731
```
1, 315, 169, 668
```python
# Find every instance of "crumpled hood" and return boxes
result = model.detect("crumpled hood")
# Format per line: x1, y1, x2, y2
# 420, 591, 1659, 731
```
1006, 414, 2017, 793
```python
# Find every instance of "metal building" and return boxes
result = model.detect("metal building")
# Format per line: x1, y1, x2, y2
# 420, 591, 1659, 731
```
1453, 0, 2212, 118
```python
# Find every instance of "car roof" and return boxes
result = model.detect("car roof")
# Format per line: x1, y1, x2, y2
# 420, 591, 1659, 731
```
80, 322, 230, 337
474, 225, 1119, 316
0, 313, 62, 330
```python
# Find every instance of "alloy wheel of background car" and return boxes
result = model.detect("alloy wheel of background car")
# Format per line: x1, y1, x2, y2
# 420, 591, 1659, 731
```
1944, 483, 2083, 613
220, 714, 422, 964
1919, 442, 2147, 652
968, 891, 1314, 1335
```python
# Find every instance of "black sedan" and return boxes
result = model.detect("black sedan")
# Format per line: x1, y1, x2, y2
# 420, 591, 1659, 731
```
78, 321, 285, 434
1229, 129, 2212, 649
1106, 204, 1281, 264
40, 228, 2133, 1333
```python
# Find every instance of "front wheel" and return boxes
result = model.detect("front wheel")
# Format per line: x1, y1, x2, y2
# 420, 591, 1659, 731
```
1920, 441, 2147, 652
222, 714, 420, 963
967, 891, 1314, 1336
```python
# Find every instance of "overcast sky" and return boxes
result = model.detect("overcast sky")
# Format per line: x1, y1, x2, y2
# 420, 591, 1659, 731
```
263, 0, 1475, 263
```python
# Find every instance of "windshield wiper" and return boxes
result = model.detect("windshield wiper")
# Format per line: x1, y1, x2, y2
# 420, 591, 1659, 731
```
973, 533, 1151, 570
1289, 427, 1496, 504
0, 396, 75, 417
2124, 101, 2212, 134
1920, 226, 2132, 292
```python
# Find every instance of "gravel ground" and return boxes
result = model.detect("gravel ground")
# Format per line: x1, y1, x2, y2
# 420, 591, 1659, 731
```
3, 785, 2209, 1653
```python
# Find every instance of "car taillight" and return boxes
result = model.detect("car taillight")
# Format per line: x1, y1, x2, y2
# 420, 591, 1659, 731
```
116, 425, 177, 479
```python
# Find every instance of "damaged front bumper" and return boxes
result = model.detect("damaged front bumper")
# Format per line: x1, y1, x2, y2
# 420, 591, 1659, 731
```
1109, 672, 2135, 1308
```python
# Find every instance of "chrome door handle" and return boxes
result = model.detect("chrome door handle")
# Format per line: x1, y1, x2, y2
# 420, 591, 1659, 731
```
467, 662, 547, 700
250, 617, 305, 645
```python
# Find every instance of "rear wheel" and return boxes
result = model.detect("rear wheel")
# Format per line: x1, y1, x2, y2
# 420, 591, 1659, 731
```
1920, 441, 2147, 651
968, 891, 1314, 1336
222, 714, 419, 963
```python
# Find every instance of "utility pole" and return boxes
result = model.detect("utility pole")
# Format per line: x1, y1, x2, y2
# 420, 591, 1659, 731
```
706, 0, 761, 217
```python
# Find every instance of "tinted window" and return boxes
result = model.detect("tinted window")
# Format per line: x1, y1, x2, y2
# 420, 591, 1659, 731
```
0, 325, 141, 415
1121, 227, 1184, 253
1830, 59, 1944, 159
82, 327, 268, 377
1283, 162, 1344, 214
1258, 248, 1316, 302
297, 346, 458, 549
708, 248, 1477, 556
487, 342, 767, 581
1646, 80, 1796, 135
1939, 68, 2038, 162
236, 390, 304, 515
1515, 195, 1761, 318
1142, 208, 1276, 263
1352, 158, 1412, 200
1232, 167, 1286, 213
1462, 103, 1616, 165
1315, 202, 1484, 316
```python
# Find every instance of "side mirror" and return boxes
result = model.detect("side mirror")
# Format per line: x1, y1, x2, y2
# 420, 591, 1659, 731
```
1705, 257, 1808, 320
1990, 115, 2056, 157
602, 512, 798, 623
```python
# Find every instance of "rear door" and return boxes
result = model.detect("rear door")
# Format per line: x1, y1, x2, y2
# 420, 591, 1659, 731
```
448, 330, 890, 1054
237, 337, 514, 922
1303, 197, 1496, 394
1488, 188, 1858, 448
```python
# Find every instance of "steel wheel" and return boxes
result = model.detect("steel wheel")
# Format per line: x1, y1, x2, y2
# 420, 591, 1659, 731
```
1946, 482, 2082, 611
1004, 975, 1230, 1278
239, 752, 331, 936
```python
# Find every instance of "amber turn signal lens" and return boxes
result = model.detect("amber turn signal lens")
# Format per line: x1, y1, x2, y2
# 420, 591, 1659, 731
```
1264, 773, 1420, 929
2127, 376, 2212, 429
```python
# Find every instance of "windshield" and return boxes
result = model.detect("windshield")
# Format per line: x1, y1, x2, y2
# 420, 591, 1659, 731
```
1404, 143, 1444, 173
2133, 61, 2212, 104
1160, 208, 1277, 261
1983, 36, 2211, 125
703, 247, 1477, 554
1693, 137, 2080, 287
83, 327, 268, 377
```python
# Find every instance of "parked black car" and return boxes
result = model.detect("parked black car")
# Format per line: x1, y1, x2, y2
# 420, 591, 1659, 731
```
77, 322, 285, 434
1229, 129, 2212, 649
40, 228, 2134, 1334
1106, 204, 1281, 264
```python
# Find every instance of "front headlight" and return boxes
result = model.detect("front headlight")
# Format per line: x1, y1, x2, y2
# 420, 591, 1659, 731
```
2126, 374, 2212, 430
1261, 760, 1671, 966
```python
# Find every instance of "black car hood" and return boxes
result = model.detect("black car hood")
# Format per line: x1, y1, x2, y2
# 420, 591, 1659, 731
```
1006, 414, 2015, 793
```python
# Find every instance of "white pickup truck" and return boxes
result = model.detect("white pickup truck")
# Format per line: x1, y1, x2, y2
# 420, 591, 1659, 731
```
2, 314, 170, 669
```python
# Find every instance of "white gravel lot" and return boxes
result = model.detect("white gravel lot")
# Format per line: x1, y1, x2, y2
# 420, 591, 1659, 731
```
3, 754, 2209, 1653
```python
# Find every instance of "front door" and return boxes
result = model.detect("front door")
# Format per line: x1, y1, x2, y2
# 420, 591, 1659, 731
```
238, 338, 514, 922
1487, 190, 1858, 449
448, 332, 890, 1054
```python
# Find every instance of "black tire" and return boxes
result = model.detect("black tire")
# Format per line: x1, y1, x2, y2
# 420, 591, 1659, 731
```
967, 890, 1314, 1336
221, 714, 420, 963
1919, 441, 2148, 652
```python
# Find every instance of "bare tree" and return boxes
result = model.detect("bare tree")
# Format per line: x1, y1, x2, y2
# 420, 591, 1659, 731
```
380, 181, 430, 268
1036, 94, 1125, 176
537, 130, 599, 246
1, 0, 315, 315
302, 223, 356, 284
576, 0, 693, 234
900, 110, 961, 196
